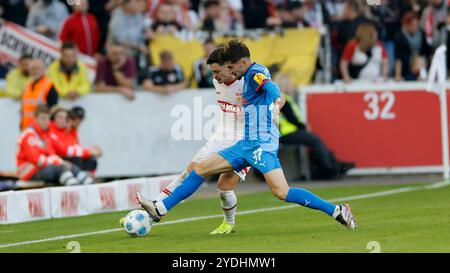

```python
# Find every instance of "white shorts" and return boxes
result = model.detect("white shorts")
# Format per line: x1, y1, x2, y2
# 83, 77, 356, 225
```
191, 134, 250, 180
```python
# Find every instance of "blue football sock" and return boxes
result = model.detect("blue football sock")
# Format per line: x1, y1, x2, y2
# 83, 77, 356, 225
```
285, 188, 336, 216
162, 170, 205, 211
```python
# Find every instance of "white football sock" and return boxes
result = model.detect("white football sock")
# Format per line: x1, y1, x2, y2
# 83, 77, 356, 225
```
155, 200, 167, 216
218, 190, 237, 225
157, 170, 189, 200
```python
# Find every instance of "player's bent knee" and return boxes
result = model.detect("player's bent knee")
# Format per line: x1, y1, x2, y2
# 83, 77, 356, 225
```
271, 187, 288, 201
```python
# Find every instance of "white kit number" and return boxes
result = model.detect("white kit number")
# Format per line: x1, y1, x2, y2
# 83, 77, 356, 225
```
364, 92, 396, 120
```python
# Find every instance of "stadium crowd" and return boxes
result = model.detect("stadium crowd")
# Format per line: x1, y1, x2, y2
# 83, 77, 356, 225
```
1, 0, 450, 185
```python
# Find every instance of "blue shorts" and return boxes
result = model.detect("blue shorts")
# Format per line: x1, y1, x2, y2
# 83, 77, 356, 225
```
218, 140, 281, 174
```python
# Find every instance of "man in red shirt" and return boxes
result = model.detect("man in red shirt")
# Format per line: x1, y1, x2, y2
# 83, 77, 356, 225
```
59, 0, 100, 56
48, 106, 101, 173
16, 105, 94, 186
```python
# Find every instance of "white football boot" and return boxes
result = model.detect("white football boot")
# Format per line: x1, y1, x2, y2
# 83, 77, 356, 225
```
333, 204, 357, 229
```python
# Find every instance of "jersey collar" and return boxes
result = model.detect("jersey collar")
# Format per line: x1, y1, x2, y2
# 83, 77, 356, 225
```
244, 62, 257, 79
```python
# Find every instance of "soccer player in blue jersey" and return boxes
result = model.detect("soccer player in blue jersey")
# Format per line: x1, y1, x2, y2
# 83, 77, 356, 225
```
137, 40, 356, 230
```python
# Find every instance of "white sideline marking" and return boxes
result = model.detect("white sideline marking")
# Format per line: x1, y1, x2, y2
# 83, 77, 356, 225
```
0, 182, 447, 249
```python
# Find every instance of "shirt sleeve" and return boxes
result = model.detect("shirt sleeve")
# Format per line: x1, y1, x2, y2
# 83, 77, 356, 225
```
248, 71, 270, 93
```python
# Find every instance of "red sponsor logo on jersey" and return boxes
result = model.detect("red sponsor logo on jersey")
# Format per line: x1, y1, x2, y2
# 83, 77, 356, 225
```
27, 192, 45, 217
61, 191, 79, 216
0, 196, 7, 221
218, 100, 244, 113
99, 187, 116, 210
127, 183, 142, 206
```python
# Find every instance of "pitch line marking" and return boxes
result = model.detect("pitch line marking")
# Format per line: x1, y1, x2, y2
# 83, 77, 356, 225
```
0, 181, 447, 249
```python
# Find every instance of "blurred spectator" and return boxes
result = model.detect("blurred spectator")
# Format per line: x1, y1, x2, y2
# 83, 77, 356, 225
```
89, 0, 122, 54
108, 0, 149, 58
142, 50, 186, 94
166, 0, 199, 30
151, 2, 184, 34
192, 38, 216, 88
420, 0, 448, 48
267, 1, 310, 29
439, 8, 450, 75
340, 23, 389, 82
335, 0, 374, 54
324, 0, 346, 22
26, 0, 69, 40
5, 53, 32, 99
394, 11, 431, 81
303, 0, 330, 31
242, 0, 272, 29
49, 106, 101, 174
47, 42, 91, 100
68, 106, 102, 173
0, 0, 31, 26
59, 0, 100, 56
94, 41, 136, 100
273, 70, 355, 180
16, 105, 93, 185
21, 59, 59, 131
200, 0, 240, 32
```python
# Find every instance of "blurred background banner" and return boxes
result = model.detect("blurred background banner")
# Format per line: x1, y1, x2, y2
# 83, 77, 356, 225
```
150, 29, 320, 86
0, 21, 97, 80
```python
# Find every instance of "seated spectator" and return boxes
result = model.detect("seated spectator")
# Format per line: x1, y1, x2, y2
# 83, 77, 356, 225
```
5, 53, 32, 100
48, 106, 101, 174
340, 23, 389, 82
273, 69, 355, 180
108, 0, 149, 58
59, 0, 100, 56
21, 59, 59, 131
200, 0, 239, 32
0, 0, 30, 26
16, 105, 94, 186
150, 2, 184, 34
47, 42, 91, 100
192, 38, 216, 88
26, 0, 69, 40
94, 41, 136, 100
142, 50, 186, 94
165, 0, 199, 30
394, 12, 431, 81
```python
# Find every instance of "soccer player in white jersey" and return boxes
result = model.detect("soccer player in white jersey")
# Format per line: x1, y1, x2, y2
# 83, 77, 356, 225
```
156, 47, 248, 234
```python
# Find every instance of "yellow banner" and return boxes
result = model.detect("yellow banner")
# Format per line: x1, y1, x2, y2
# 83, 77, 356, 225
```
149, 29, 320, 87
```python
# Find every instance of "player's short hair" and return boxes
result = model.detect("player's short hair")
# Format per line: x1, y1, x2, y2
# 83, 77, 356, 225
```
223, 40, 250, 64
34, 105, 51, 117
206, 47, 225, 65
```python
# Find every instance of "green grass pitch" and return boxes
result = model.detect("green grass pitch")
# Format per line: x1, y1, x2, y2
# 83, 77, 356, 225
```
1, 182, 449, 253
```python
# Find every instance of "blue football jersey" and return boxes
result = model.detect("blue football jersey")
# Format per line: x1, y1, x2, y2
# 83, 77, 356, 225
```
242, 63, 281, 150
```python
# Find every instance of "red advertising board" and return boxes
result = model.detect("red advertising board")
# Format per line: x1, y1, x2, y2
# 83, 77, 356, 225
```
302, 83, 450, 172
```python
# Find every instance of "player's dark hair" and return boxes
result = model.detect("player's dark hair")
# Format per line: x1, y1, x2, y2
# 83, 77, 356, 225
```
206, 47, 225, 65
223, 40, 250, 64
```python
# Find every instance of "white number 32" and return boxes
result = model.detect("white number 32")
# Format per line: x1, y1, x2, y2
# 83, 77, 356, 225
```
364, 92, 396, 120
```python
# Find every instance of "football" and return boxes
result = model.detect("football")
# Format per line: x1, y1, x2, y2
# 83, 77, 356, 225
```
123, 210, 152, 237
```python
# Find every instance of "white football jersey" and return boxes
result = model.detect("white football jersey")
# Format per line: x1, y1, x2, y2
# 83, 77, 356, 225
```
213, 78, 245, 141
